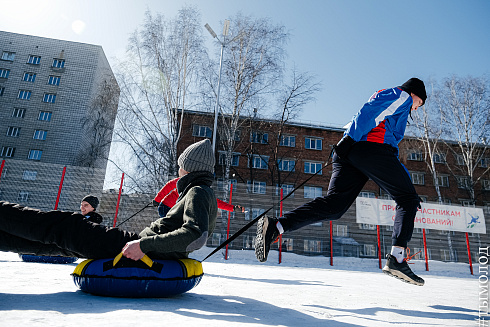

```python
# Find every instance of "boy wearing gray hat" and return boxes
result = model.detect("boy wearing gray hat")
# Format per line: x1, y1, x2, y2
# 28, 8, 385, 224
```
0, 139, 217, 261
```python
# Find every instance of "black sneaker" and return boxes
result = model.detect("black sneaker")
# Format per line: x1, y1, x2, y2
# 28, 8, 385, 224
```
382, 254, 425, 286
255, 216, 279, 262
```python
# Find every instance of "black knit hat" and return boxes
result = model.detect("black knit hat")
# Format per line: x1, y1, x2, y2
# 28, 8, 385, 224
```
82, 195, 99, 210
400, 78, 427, 105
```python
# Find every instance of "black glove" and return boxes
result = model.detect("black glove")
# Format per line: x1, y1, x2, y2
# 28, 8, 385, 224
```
152, 200, 160, 207
333, 135, 356, 159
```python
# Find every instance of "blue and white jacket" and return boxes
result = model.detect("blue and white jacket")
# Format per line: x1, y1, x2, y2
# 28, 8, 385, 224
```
344, 87, 413, 153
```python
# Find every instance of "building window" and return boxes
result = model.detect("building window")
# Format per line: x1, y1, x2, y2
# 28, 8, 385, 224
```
435, 175, 449, 187
23, 72, 36, 82
250, 131, 268, 144
218, 151, 240, 167
304, 161, 322, 175
304, 185, 322, 198
359, 224, 376, 230
27, 55, 41, 65
482, 179, 490, 191
28, 149, 43, 160
456, 176, 471, 189
244, 208, 266, 222
52, 58, 65, 68
461, 199, 474, 207
1, 146, 15, 158
192, 124, 212, 138
216, 178, 237, 192
249, 154, 269, 169
12, 108, 25, 118
280, 135, 296, 147
0, 86, 4, 96
48, 75, 61, 86
359, 191, 376, 198
433, 153, 446, 164
455, 154, 465, 165
243, 235, 254, 249
277, 159, 295, 172
410, 172, 425, 185
333, 224, 348, 237
0, 68, 10, 79
22, 170, 37, 180
18, 90, 31, 100
219, 209, 235, 220
33, 130, 47, 140
304, 240, 322, 253
362, 244, 377, 257
480, 158, 490, 168
305, 137, 322, 150
17, 191, 29, 202
407, 150, 423, 161
1, 51, 15, 61
210, 233, 221, 246
276, 184, 295, 198
6, 126, 20, 137
38, 111, 52, 121
42, 93, 56, 103
247, 180, 266, 194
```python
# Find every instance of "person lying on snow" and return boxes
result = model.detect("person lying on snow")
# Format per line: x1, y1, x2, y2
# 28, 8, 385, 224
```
0, 139, 217, 261
153, 176, 244, 218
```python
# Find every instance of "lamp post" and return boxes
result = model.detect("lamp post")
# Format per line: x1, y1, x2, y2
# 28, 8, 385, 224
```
205, 20, 243, 154
205, 21, 230, 154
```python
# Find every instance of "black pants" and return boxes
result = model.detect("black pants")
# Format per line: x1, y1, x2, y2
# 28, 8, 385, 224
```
0, 202, 139, 259
280, 142, 420, 248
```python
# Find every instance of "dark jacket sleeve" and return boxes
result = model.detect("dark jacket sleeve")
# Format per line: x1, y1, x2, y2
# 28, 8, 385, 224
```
85, 211, 103, 224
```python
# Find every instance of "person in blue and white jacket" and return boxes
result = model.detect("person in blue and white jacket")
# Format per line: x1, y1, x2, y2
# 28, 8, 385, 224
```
255, 78, 427, 286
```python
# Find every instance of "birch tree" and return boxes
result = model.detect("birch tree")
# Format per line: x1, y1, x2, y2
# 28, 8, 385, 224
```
114, 7, 205, 192
436, 75, 490, 205
204, 14, 288, 190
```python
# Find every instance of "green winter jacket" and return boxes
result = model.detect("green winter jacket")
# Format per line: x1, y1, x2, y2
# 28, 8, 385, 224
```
138, 171, 217, 259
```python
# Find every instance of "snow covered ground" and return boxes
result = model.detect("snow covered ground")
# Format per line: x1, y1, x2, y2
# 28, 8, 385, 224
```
0, 247, 480, 327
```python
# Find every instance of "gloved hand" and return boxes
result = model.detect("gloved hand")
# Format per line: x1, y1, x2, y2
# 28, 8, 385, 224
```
333, 135, 356, 159
152, 200, 160, 207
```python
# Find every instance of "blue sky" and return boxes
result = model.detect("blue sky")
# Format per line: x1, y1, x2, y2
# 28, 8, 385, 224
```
1, 0, 489, 127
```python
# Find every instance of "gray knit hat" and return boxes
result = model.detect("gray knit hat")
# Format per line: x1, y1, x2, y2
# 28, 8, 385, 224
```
178, 139, 215, 173
81, 195, 99, 210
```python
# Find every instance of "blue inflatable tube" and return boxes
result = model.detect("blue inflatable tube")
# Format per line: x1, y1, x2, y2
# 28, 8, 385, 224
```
72, 254, 203, 298
20, 255, 78, 264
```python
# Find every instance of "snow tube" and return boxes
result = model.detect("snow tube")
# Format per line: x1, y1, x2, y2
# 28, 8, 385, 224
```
72, 253, 203, 298
20, 254, 78, 264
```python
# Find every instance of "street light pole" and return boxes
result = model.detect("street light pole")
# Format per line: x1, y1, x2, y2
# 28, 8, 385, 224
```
205, 20, 230, 154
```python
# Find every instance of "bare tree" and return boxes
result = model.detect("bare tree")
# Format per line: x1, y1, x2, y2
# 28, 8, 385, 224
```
113, 7, 205, 192
77, 77, 119, 168
203, 14, 289, 190
270, 69, 321, 189
436, 75, 490, 205
408, 78, 456, 260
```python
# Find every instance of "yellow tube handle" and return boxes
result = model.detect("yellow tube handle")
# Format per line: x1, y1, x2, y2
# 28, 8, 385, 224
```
113, 252, 154, 268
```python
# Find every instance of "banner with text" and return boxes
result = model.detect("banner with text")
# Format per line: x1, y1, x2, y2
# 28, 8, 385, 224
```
356, 198, 486, 234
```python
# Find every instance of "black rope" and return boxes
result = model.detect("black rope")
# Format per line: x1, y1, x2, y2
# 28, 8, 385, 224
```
202, 148, 335, 261
115, 202, 153, 228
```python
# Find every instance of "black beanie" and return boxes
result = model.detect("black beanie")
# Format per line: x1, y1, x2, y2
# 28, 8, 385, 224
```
400, 78, 427, 105
82, 195, 99, 210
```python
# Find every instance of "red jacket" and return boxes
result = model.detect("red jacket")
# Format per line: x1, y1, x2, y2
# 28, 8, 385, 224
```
154, 177, 235, 212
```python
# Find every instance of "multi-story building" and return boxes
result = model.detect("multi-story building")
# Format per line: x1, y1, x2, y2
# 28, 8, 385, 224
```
177, 109, 490, 263
0, 31, 118, 211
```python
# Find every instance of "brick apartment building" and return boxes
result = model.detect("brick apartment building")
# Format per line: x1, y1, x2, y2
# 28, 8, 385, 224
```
177, 109, 489, 263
